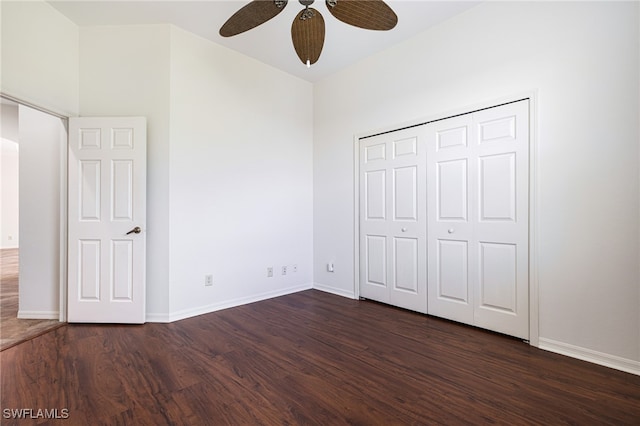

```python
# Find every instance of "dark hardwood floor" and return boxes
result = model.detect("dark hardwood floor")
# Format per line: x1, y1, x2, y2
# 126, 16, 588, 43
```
1, 290, 638, 425
0, 249, 62, 351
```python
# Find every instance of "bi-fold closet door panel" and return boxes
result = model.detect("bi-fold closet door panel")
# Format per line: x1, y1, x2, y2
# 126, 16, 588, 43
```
359, 100, 529, 340
427, 100, 529, 339
425, 114, 475, 325
359, 126, 428, 314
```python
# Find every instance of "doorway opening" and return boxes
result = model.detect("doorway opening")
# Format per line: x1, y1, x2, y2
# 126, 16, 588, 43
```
0, 96, 67, 350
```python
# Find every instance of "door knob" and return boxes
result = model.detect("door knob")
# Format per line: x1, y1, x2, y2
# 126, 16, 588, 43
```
126, 226, 142, 235
401, 227, 407, 232
448, 228, 454, 234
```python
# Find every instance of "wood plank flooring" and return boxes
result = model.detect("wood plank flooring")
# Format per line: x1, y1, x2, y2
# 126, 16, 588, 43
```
0, 249, 62, 351
1, 289, 639, 425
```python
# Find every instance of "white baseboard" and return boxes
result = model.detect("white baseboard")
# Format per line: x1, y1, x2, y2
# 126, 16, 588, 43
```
538, 337, 640, 376
145, 312, 171, 323
17, 310, 59, 320
312, 282, 356, 299
146, 283, 313, 323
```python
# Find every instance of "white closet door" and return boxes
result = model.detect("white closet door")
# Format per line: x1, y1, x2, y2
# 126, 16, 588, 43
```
472, 101, 529, 338
427, 100, 529, 339
359, 126, 427, 313
426, 114, 475, 325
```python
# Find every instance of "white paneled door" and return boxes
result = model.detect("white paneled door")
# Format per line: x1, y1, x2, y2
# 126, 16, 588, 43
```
358, 100, 529, 339
359, 126, 427, 313
68, 117, 146, 323
427, 100, 529, 339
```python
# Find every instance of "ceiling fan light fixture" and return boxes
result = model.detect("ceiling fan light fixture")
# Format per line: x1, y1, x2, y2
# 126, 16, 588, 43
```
220, 0, 397, 65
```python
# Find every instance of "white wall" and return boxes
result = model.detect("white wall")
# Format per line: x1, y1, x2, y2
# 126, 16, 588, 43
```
168, 27, 313, 319
79, 24, 313, 321
1, 102, 19, 141
1, 139, 19, 249
313, 1, 640, 370
79, 25, 172, 319
18, 105, 66, 318
6, 2, 313, 324
0, 1, 79, 116
1, 0, 78, 317
4, 0, 636, 373
1, 102, 19, 248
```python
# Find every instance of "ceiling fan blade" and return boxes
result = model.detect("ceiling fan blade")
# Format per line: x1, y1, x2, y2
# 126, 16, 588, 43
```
291, 8, 325, 65
325, 0, 397, 31
220, 0, 288, 37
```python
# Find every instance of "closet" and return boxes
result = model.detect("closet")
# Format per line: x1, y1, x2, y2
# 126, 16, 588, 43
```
359, 100, 529, 339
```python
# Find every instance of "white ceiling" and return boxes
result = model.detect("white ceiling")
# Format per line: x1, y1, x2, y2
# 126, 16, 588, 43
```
48, 0, 480, 82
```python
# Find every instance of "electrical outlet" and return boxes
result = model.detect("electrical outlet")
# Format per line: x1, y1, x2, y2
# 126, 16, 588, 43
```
292, 264, 298, 273
205, 274, 213, 286
282, 266, 287, 275
267, 267, 273, 277
327, 263, 335, 273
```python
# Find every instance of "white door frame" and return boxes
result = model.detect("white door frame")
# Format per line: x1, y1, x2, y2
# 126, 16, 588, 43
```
59, 118, 68, 322
0, 93, 69, 322
353, 92, 540, 347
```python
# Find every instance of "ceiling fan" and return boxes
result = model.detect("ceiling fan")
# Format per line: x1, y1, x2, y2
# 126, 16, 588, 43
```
219, 0, 398, 67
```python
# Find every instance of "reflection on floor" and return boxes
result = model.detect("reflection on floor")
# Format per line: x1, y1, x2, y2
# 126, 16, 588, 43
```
1, 249, 63, 351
